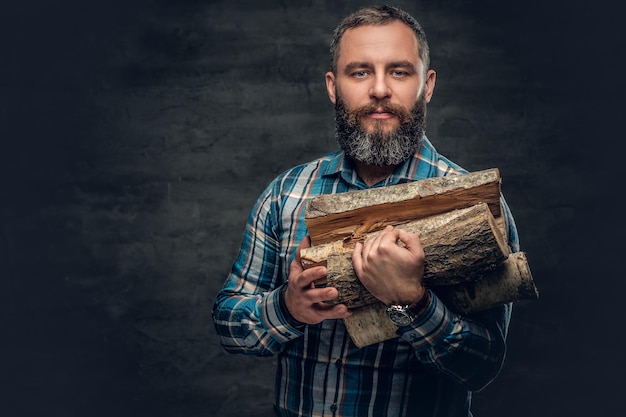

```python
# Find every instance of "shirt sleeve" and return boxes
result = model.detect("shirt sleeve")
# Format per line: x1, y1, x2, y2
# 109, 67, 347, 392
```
397, 195, 519, 391
212, 183, 304, 356
397, 291, 510, 391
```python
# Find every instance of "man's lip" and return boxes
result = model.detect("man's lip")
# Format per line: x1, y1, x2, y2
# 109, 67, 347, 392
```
368, 111, 395, 119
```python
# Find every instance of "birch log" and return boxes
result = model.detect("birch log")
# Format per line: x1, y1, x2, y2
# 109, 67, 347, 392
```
304, 168, 506, 246
342, 252, 538, 348
434, 252, 539, 315
342, 302, 398, 348
302, 203, 510, 307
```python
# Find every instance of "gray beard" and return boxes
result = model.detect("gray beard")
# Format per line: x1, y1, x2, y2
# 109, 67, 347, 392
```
334, 94, 427, 167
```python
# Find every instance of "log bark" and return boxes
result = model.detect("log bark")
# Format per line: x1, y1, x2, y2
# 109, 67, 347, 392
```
342, 302, 398, 348
299, 168, 539, 348
342, 252, 538, 348
302, 203, 510, 296
304, 168, 505, 246
435, 251, 539, 314
325, 253, 379, 308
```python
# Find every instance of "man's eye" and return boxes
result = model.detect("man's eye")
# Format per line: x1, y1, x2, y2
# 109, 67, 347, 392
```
392, 70, 407, 77
353, 71, 368, 78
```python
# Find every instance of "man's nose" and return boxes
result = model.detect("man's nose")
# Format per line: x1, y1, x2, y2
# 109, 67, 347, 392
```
369, 74, 391, 100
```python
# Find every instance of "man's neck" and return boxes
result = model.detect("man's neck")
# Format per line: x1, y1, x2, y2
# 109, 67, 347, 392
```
354, 160, 397, 186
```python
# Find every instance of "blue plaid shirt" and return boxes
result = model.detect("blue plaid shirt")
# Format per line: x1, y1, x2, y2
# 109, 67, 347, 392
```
213, 137, 519, 417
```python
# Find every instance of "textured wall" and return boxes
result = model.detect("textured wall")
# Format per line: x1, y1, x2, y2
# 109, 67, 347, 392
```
1, 0, 620, 416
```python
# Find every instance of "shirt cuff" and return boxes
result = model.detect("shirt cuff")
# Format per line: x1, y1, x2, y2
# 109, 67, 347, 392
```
397, 290, 455, 350
261, 284, 306, 342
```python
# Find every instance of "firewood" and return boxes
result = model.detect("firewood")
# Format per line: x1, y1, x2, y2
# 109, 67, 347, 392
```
301, 203, 510, 307
305, 168, 506, 245
300, 169, 539, 348
434, 252, 539, 315
342, 302, 397, 348
342, 252, 538, 348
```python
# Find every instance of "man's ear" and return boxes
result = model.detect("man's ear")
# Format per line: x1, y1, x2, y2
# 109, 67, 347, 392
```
325, 71, 337, 104
424, 69, 436, 103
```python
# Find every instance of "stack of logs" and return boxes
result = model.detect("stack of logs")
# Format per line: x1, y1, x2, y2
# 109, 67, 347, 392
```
300, 168, 538, 348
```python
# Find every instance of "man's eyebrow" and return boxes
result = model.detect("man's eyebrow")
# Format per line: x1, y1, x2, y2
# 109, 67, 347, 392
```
343, 62, 372, 73
388, 60, 418, 72
343, 60, 418, 73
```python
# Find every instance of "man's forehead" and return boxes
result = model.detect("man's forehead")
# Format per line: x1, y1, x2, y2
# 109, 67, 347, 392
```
337, 22, 421, 66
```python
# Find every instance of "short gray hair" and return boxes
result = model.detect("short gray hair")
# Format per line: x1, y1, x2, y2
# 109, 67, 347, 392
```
329, 5, 430, 76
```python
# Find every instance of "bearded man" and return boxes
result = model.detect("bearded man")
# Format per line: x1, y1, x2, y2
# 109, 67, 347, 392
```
213, 5, 520, 417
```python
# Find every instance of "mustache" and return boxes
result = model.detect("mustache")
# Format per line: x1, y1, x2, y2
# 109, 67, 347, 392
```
352, 102, 413, 124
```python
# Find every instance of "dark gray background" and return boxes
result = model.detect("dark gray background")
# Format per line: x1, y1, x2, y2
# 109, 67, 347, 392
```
1, 0, 621, 416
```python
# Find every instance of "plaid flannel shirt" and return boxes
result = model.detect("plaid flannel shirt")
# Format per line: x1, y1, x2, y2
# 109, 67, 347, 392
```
213, 137, 520, 417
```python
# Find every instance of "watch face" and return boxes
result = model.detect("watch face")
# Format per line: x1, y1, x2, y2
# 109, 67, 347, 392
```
387, 306, 414, 326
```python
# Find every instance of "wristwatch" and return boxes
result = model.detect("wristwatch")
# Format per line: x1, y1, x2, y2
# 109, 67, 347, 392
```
386, 304, 416, 326
386, 290, 431, 327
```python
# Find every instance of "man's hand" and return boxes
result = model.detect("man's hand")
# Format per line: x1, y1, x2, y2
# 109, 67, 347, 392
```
352, 225, 425, 305
284, 236, 352, 324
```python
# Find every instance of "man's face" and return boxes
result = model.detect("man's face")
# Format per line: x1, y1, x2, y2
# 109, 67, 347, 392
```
325, 21, 436, 166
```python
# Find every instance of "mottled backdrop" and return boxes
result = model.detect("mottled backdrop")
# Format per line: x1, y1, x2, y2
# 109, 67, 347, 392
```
1, 0, 620, 416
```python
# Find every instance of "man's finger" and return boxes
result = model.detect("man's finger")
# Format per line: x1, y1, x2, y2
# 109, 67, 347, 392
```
296, 265, 328, 289
352, 241, 363, 275
396, 229, 423, 254
313, 302, 351, 318
307, 285, 340, 304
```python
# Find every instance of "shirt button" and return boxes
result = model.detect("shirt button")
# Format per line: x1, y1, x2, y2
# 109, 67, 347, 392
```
335, 359, 342, 368
330, 403, 337, 412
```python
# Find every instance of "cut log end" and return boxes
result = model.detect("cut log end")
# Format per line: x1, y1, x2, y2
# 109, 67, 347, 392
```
434, 252, 539, 315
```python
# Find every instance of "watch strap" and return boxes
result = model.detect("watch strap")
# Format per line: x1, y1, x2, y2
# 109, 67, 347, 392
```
407, 289, 431, 317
